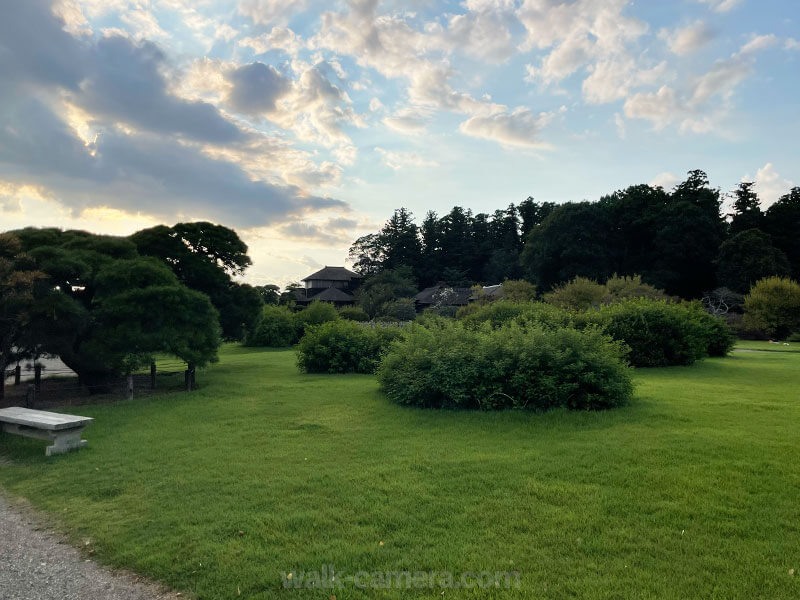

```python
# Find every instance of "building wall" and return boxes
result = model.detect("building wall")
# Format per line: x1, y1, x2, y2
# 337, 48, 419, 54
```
306, 279, 349, 290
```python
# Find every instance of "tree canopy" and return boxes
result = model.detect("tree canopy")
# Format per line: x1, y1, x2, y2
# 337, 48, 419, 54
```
130, 222, 261, 340
10, 228, 221, 389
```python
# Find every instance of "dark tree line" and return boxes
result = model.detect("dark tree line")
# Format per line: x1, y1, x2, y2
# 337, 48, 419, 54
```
349, 170, 800, 298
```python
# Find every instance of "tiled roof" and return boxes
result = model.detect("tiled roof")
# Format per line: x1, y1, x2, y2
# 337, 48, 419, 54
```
301, 266, 361, 282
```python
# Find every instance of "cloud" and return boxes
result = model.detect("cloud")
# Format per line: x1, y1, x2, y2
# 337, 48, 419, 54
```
696, 0, 743, 13
650, 172, 679, 189
744, 163, 793, 207
661, 21, 715, 56
458, 107, 557, 148
238, 0, 309, 26
382, 108, 430, 134
239, 26, 304, 55
374, 147, 438, 170
225, 62, 291, 115
739, 34, 778, 55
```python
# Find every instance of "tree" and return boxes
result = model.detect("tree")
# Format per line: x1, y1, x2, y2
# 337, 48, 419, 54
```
0, 233, 45, 383
254, 284, 280, 304
13, 229, 220, 390
130, 222, 260, 340
702, 287, 744, 318
348, 233, 385, 276
355, 267, 417, 318
743, 276, 800, 339
716, 229, 790, 293
763, 187, 800, 279
381, 208, 422, 273
521, 202, 614, 290
499, 279, 537, 302
543, 277, 607, 311
728, 181, 763, 234
518, 197, 556, 240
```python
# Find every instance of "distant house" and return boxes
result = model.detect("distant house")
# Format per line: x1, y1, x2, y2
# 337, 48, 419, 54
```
413, 283, 474, 312
293, 266, 361, 307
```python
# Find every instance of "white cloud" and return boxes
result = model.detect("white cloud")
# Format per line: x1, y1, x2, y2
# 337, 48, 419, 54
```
739, 34, 778, 55
613, 112, 626, 139
661, 21, 715, 56
239, 27, 304, 55
375, 147, 438, 170
369, 97, 384, 112
786, 38, 800, 51
650, 172, 679, 189
238, 0, 308, 26
696, 0, 743, 13
744, 163, 793, 207
382, 107, 430, 134
623, 85, 681, 130
458, 107, 557, 148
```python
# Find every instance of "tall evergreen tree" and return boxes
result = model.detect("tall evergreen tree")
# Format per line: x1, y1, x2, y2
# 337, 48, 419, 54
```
729, 181, 763, 234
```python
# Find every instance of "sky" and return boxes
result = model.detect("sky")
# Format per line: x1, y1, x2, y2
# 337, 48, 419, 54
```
0, 0, 798, 286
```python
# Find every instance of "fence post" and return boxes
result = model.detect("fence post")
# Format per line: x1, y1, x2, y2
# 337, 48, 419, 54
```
127, 374, 134, 400
14, 365, 21, 386
26, 384, 35, 408
34, 364, 42, 392
150, 362, 157, 390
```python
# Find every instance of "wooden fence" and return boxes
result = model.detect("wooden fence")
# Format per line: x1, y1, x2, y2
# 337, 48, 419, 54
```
1, 360, 198, 408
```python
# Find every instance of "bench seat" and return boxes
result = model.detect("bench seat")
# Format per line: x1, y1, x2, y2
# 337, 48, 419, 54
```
0, 407, 93, 456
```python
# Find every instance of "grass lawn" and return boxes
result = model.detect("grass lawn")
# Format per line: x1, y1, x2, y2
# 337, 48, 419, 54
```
1, 345, 799, 599
734, 339, 800, 352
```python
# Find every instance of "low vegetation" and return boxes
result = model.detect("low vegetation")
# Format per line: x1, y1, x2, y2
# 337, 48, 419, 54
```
377, 322, 633, 411
1, 345, 799, 599
297, 320, 404, 374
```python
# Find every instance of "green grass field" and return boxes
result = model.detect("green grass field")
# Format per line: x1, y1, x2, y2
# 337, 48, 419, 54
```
1, 345, 799, 599
734, 339, 800, 352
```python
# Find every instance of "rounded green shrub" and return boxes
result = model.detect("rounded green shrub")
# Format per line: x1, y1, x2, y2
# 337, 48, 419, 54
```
580, 299, 712, 367
338, 306, 370, 321
377, 322, 633, 411
244, 305, 297, 347
458, 300, 572, 330
297, 320, 405, 374
689, 305, 735, 357
292, 300, 339, 335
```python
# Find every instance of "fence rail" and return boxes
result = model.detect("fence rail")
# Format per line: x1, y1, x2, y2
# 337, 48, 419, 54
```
0, 360, 198, 408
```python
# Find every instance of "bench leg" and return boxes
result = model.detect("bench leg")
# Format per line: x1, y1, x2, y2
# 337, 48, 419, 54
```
45, 428, 88, 456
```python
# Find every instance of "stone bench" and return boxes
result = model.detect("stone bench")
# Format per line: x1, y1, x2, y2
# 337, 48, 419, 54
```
0, 407, 93, 456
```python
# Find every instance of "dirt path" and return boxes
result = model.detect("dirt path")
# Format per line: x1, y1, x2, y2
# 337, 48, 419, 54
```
0, 495, 179, 600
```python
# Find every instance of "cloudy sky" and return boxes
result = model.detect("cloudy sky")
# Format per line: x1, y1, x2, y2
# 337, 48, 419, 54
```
1, 0, 798, 285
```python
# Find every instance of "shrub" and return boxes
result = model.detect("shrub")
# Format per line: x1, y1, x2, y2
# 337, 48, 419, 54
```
292, 300, 339, 336
499, 279, 537, 302
244, 305, 298, 347
581, 299, 712, 367
605, 274, 668, 302
339, 306, 370, 322
544, 277, 606, 310
743, 276, 800, 339
459, 301, 572, 330
377, 322, 633, 411
691, 303, 736, 356
380, 298, 417, 321
297, 320, 405, 374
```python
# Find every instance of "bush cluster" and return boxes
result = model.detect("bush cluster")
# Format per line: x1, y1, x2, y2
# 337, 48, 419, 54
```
579, 299, 732, 366
244, 305, 298, 347
245, 300, 341, 347
297, 320, 405, 374
458, 300, 573, 330
377, 322, 633, 411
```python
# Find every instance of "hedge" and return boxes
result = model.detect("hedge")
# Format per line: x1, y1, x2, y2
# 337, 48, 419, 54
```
297, 320, 406, 374
377, 322, 633, 411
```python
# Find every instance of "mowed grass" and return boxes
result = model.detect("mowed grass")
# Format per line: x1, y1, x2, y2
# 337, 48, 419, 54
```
1, 345, 799, 599
735, 339, 800, 352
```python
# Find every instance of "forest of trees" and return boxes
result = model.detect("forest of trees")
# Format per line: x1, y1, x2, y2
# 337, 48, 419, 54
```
349, 170, 800, 299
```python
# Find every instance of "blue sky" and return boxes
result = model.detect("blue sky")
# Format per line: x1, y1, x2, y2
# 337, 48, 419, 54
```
0, 0, 798, 285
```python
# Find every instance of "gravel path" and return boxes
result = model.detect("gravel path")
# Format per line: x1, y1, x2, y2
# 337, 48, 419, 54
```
0, 495, 179, 600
